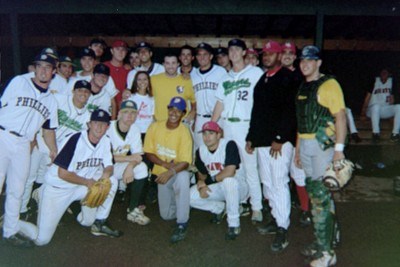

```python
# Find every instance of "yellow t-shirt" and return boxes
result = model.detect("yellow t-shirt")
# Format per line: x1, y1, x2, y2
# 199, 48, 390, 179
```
299, 78, 346, 139
151, 73, 195, 121
144, 121, 193, 175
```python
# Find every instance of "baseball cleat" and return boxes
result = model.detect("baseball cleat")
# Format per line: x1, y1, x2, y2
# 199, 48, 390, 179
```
390, 133, 400, 143
301, 241, 319, 257
3, 234, 34, 248
239, 204, 251, 217
210, 211, 226, 224
127, 208, 150, 225
225, 226, 241, 241
271, 227, 289, 253
308, 251, 337, 267
257, 219, 278, 235
91, 220, 122, 238
170, 225, 187, 244
251, 210, 263, 224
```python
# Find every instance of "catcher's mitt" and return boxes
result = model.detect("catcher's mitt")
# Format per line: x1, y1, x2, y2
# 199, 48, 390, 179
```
81, 178, 111, 208
323, 159, 355, 191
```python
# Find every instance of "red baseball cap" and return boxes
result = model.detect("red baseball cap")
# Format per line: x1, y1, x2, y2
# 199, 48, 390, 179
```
262, 41, 282, 53
281, 41, 296, 53
246, 48, 259, 56
200, 121, 222, 133
111, 40, 128, 48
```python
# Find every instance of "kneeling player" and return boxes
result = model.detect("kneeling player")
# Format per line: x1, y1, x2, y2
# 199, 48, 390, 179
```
190, 121, 248, 240
107, 100, 150, 225
18, 109, 122, 246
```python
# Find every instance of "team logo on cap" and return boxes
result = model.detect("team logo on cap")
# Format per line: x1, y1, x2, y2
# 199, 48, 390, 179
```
176, 86, 184, 94
99, 111, 104, 117
41, 55, 47, 60
82, 80, 88, 86
284, 42, 291, 48
266, 42, 272, 49
44, 48, 53, 54
126, 101, 134, 107
174, 97, 182, 103
140, 42, 145, 46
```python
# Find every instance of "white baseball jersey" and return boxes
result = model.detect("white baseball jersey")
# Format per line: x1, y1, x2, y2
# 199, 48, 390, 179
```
191, 64, 226, 117
126, 63, 165, 89
215, 65, 264, 122
0, 75, 59, 141
178, 66, 196, 76
21, 72, 69, 96
71, 71, 119, 99
127, 93, 154, 133
45, 130, 113, 188
368, 77, 393, 107
107, 120, 148, 179
87, 88, 115, 114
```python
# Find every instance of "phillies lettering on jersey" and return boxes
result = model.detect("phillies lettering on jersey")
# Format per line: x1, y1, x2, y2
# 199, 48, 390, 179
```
194, 81, 219, 92
16, 97, 51, 119
76, 158, 103, 170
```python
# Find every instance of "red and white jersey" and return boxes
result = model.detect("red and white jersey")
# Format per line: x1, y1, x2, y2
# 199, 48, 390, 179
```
369, 77, 393, 107
215, 65, 263, 122
191, 64, 226, 116
126, 63, 165, 89
0, 75, 59, 141
45, 130, 113, 188
127, 93, 154, 133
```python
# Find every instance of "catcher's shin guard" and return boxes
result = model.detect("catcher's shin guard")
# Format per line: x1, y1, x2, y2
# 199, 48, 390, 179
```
305, 178, 334, 252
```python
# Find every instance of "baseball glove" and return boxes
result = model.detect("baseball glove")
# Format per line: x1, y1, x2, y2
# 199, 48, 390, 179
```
323, 159, 355, 191
81, 178, 111, 208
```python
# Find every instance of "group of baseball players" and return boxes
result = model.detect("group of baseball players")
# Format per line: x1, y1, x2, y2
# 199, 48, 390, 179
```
0, 37, 354, 267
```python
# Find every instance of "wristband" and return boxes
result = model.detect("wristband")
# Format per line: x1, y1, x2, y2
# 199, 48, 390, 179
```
334, 143, 344, 152
169, 168, 177, 176
211, 175, 217, 182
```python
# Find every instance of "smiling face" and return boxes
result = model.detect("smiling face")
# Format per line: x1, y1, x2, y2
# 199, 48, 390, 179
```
281, 49, 297, 68
118, 109, 137, 127
90, 43, 105, 58
164, 56, 179, 76
88, 120, 109, 144
80, 56, 95, 72
167, 107, 185, 125
72, 88, 91, 108
58, 62, 73, 79
179, 48, 194, 67
111, 46, 128, 62
300, 59, 322, 81
202, 130, 221, 150
262, 52, 281, 69
34, 61, 56, 85
138, 48, 152, 64
196, 49, 213, 69
228, 46, 245, 65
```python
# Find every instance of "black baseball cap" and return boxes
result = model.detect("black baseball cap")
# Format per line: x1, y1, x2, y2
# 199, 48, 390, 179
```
34, 53, 57, 67
300, 46, 321, 60
196, 42, 214, 54
90, 38, 107, 48
40, 47, 59, 60
59, 56, 75, 66
90, 109, 111, 123
215, 47, 228, 56
93, 63, 110, 76
73, 80, 92, 91
136, 42, 152, 52
228, 39, 247, 50
80, 48, 96, 59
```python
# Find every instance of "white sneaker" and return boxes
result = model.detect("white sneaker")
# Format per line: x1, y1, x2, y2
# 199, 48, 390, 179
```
310, 251, 337, 267
251, 210, 263, 224
31, 188, 40, 205
127, 208, 150, 225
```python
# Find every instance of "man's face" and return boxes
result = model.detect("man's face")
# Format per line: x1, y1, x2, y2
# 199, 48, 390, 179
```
196, 49, 213, 69
244, 54, 259, 66
111, 47, 128, 62
167, 107, 185, 124
129, 52, 140, 68
92, 73, 109, 91
88, 121, 109, 141
380, 69, 389, 83
228, 46, 245, 64
89, 43, 105, 58
119, 109, 137, 126
58, 63, 73, 79
202, 130, 221, 149
80, 56, 95, 72
216, 54, 230, 68
281, 49, 297, 68
138, 48, 152, 64
73, 88, 91, 107
262, 52, 281, 69
164, 56, 179, 76
300, 59, 321, 78
34, 61, 55, 84
179, 49, 194, 67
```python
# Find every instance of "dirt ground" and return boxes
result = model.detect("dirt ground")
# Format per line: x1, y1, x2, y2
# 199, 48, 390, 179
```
1, 178, 400, 267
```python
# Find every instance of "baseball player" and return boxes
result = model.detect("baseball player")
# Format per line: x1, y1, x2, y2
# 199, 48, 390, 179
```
191, 42, 226, 148
246, 41, 298, 253
280, 41, 312, 227
360, 68, 400, 142
212, 39, 264, 224
18, 109, 121, 246
295, 46, 346, 266
71, 48, 118, 118
126, 42, 165, 90
190, 121, 248, 240
128, 50, 141, 70
0, 53, 58, 247
107, 100, 150, 225
244, 48, 260, 67
20, 80, 92, 218
89, 38, 107, 64
215, 47, 232, 72
144, 96, 193, 243
48, 56, 75, 95
178, 45, 196, 76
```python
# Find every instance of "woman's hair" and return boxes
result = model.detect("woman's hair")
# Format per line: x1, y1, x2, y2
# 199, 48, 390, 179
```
130, 71, 153, 97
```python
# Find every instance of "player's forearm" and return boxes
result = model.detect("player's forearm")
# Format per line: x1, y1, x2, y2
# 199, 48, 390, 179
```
145, 153, 169, 167
334, 109, 347, 146
215, 165, 236, 182
211, 101, 223, 122
42, 129, 57, 154
100, 166, 114, 179
361, 93, 371, 115
113, 153, 142, 163
111, 98, 117, 120
186, 102, 197, 121
58, 167, 93, 186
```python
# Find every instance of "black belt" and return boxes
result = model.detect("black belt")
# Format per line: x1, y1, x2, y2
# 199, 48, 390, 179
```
0, 125, 22, 137
197, 114, 211, 118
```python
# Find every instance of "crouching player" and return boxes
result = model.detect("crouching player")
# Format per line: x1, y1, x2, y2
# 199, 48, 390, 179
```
18, 109, 122, 246
190, 121, 248, 240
